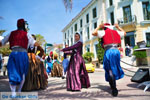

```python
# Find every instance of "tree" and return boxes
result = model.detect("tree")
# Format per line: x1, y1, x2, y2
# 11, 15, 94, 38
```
0, 30, 11, 56
83, 52, 94, 62
97, 38, 104, 64
35, 34, 46, 46
0, 30, 6, 36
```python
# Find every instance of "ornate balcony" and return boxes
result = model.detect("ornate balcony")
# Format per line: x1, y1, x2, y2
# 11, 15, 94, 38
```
117, 15, 137, 25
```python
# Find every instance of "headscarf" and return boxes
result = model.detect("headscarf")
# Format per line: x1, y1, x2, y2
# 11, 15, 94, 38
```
74, 32, 83, 45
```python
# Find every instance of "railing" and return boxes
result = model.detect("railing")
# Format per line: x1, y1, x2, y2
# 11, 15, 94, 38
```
117, 15, 137, 25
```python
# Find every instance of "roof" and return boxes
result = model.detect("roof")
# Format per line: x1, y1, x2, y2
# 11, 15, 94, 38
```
62, 0, 96, 32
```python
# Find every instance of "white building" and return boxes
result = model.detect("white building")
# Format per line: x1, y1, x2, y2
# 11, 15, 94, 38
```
62, 0, 105, 65
62, 0, 150, 66
105, 0, 150, 49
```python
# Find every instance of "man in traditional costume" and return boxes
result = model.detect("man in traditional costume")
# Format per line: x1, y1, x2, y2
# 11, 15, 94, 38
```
92, 23, 126, 96
0, 19, 37, 96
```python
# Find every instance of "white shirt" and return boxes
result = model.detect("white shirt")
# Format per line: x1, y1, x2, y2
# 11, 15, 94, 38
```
1, 33, 36, 48
97, 30, 124, 38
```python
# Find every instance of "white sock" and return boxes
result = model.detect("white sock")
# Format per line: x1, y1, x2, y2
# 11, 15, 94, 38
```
18, 74, 25, 92
9, 84, 16, 97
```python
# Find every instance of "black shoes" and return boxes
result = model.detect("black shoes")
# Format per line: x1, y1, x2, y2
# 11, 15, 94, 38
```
112, 88, 118, 97
62, 76, 65, 79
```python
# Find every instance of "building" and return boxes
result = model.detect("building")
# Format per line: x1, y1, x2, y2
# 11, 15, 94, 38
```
62, 0, 150, 66
62, 0, 105, 67
105, 0, 150, 50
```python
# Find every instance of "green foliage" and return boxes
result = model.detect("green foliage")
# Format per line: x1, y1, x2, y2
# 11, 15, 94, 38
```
133, 45, 147, 58
35, 34, 46, 46
97, 38, 104, 63
0, 30, 6, 36
83, 52, 94, 62
0, 45, 11, 56
133, 45, 139, 50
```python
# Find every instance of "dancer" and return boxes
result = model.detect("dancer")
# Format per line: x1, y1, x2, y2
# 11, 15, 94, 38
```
61, 33, 90, 91
92, 23, 126, 96
22, 34, 48, 91
0, 19, 37, 96
62, 45, 70, 79
51, 51, 63, 77
46, 51, 53, 75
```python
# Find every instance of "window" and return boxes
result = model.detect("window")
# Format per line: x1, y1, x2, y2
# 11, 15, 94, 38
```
110, 12, 114, 25
123, 5, 132, 23
65, 33, 66, 39
86, 45, 90, 52
80, 31, 83, 42
80, 31, 82, 36
93, 7, 97, 18
94, 22, 97, 29
64, 42, 66, 46
80, 19, 82, 28
109, 0, 113, 6
86, 14, 89, 23
74, 24, 77, 31
87, 27, 90, 40
71, 38, 73, 46
146, 33, 150, 46
142, 2, 150, 20
68, 30, 69, 37
71, 27, 73, 34
68, 40, 69, 46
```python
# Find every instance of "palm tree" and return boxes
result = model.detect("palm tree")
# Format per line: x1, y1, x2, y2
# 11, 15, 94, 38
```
63, 0, 73, 11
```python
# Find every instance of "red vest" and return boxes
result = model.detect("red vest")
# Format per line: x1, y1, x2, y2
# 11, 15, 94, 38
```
103, 28, 121, 45
9, 30, 28, 49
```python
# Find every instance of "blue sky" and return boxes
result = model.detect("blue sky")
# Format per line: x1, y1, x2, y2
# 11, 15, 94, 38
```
0, 0, 91, 44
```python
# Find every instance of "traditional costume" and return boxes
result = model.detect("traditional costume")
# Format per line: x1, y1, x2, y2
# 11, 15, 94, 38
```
46, 51, 53, 75
51, 52, 63, 77
0, 19, 35, 96
62, 33, 90, 91
62, 53, 69, 79
22, 35, 48, 91
97, 23, 124, 96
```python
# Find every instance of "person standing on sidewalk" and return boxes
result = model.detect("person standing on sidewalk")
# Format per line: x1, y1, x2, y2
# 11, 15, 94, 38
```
0, 19, 38, 97
92, 23, 126, 96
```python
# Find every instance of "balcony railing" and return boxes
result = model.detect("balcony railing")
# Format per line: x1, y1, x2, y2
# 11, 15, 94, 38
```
117, 15, 137, 25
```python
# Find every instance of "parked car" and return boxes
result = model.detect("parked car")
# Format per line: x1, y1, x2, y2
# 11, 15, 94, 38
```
84, 59, 95, 73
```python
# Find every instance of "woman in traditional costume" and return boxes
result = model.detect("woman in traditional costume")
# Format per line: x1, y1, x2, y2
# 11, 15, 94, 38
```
51, 51, 63, 77
61, 33, 90, 91
22, 34, 48, 91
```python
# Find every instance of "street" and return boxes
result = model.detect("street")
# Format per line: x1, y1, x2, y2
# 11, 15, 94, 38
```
0, 67, 150, 100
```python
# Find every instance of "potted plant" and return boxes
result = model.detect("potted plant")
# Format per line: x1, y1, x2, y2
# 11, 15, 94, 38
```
133, 45, 147, 66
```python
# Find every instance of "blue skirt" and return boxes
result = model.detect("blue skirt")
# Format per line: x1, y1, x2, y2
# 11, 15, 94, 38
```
46, 62, 53, 74
62, 59, 69, 73
7, 52, 29, 85
103, 49, 124, 82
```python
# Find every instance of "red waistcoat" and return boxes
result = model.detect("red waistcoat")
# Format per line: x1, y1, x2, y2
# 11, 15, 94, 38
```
103, 28, 121, 45
9, 30, 28, 49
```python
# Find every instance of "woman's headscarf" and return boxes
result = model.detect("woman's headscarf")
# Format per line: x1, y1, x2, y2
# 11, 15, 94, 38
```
74, 32, 83, 45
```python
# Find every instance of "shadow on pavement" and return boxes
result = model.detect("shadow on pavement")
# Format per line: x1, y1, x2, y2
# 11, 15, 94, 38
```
127, 83, 150, 92
0, 75, 10, 92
